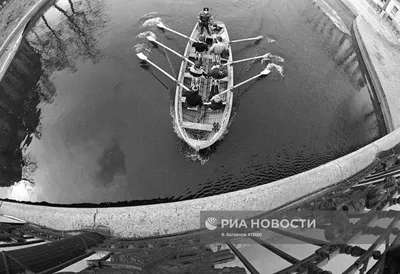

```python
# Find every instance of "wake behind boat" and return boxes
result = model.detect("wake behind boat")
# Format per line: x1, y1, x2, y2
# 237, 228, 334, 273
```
137, 14, 270, 152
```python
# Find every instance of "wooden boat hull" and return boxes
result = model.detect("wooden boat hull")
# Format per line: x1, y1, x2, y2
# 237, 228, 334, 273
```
174, 22, 234, 152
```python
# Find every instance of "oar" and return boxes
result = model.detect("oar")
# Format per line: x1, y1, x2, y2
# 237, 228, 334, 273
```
223, 53, 270, 66
136, 53, 191, 92
157, 22, 197, 43
146, 36, 194, 65
212, 68, 271, 99
230, 35, 264, 43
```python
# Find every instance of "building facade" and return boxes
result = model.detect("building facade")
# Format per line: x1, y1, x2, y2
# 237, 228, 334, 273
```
385, 0, 400, 21
368, 0, 400, 38
382, 0, 400, 37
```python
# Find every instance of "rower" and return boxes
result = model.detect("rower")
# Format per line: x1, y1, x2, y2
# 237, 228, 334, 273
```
208, 36, 229, 63
204, 94, 224, 110
204, 80, 224, 110
185, 85, 203, 108
208, 63, 227, 80
188, 61, 207, 90
208, 79, 219, 100
197, 7, 213, 36
192, 35, 208, 63
189, 61, 208, 77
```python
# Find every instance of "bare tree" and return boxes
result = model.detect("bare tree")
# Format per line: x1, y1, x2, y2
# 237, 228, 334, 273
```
68, 0, 76, 14
21, 152, 38, 183
41, 15, 60, 40
25, 0, 107, 105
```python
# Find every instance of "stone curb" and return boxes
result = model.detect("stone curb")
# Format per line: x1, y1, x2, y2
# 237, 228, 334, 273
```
0, 29, 23, 81
352, 16, 394, 132
2, 125, 400, 238
0, 0, 51, 57
338, 0, 360, 16
0, 0, 56, 82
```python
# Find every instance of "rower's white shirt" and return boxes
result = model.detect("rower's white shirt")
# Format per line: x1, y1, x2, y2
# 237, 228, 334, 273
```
209, 41, 228, 54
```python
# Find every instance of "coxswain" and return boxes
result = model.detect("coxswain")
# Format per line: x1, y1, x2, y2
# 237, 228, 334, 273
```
198, 7, 213, 35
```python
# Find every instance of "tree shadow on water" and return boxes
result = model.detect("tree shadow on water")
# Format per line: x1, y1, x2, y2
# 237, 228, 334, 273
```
26, 0, 108, 81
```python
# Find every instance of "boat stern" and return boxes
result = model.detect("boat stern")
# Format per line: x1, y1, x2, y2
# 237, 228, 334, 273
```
187, 140, 210, 152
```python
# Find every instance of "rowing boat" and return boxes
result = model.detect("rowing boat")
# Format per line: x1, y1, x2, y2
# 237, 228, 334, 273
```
175, 21, 233, 152
137, 21, 268, 153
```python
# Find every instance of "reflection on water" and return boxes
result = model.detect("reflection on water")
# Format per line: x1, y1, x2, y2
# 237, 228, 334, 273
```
0, 0, 383, 204
0, 37, 42, 189
27, 0, 105, 73
0, 0, 107, 201
96, 141, 127, 187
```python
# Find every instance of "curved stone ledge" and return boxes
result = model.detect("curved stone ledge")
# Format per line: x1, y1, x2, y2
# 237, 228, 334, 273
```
338, 0, 360, 16
0, 203, 96, 231
333, 141, 380, 180
0, 0, 50, 55
2, 126, 400, 238
0, 29, 24, 81
0, 0, 54, 81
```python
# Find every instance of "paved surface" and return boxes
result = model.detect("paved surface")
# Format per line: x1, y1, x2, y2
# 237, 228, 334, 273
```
323, 0, 356, 29
338, 0, 400, 131
352, 16, 400, 131
339, 0, 399, 44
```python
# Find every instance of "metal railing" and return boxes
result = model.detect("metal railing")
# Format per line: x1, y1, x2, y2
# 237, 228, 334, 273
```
1, 149, 400, 273
71, 149, 400, 273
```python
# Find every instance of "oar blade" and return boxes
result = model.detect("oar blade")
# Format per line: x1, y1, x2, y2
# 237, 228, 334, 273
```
260, 68, 271, 75
146, 35, 156, 42
136, 52, 148, 61
156, 22, 166, 29
231, 35, 264, 43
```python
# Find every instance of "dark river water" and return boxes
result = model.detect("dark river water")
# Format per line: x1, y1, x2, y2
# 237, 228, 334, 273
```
0, 0, 382, 204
